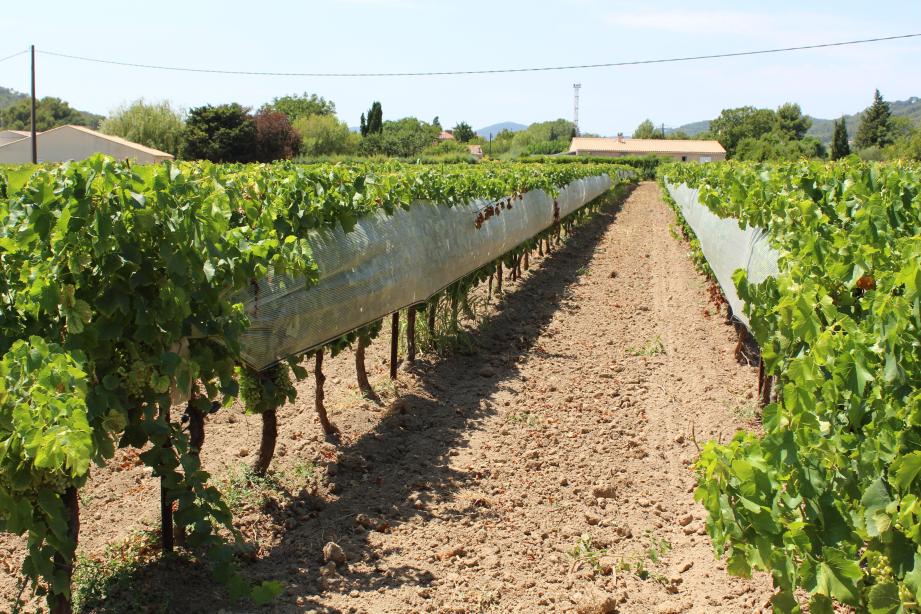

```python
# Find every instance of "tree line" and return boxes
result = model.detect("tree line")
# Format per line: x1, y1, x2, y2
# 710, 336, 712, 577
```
631, 89, 921, 162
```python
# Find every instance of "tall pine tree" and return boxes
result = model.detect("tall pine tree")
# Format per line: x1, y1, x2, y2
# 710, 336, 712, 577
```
855, 89, 893, 148
830, 117, 850, 160
359, 113, 367, 137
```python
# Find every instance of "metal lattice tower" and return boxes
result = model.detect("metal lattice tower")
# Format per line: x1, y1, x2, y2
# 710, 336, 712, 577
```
573, 83, 581, 135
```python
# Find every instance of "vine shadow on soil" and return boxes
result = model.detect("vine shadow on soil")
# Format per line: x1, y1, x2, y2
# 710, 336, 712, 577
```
77, 186, 633, 613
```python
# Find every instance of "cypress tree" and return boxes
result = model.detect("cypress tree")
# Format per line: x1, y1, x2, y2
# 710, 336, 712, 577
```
367, 102, 383, 135
855, 89, 893, 148
830, 116, 850, 160
359, 113, 367, 137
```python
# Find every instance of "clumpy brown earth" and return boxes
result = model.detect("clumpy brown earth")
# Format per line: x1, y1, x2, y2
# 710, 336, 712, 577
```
0, 182, 774, 612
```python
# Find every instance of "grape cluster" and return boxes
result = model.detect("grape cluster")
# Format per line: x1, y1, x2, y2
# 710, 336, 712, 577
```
238, 364, 294, 414
867, 551, 894, 584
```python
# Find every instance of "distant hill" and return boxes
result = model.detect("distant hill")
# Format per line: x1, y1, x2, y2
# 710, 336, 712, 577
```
476, 122, 527, 138
807, 96, 921, 143
668, 96, 921, 144
0, 86, 27, 109
667, 120, 710, 137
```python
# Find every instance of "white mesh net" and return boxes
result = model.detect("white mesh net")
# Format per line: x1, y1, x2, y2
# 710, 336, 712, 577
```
666, 181, 780, 329
237, 174, 613, 370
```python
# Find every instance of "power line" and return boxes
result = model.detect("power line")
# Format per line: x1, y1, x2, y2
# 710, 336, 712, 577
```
35, 33, 921, 78
0, 49, 28, 64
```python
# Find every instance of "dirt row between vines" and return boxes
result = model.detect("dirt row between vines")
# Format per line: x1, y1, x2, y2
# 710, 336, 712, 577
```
1, 181, 773, 613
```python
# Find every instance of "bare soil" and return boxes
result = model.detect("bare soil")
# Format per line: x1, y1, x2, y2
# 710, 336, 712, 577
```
0, 182, 773, 613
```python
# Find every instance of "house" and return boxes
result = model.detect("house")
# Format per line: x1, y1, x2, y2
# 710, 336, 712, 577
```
438, 130, 455, 141
568, 136, 726, 162
0, 125, 174, 164
467, 144, 483, 160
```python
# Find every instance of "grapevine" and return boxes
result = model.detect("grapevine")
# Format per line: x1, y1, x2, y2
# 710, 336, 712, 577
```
664, 159, 921, 612
0, 155, 634, 609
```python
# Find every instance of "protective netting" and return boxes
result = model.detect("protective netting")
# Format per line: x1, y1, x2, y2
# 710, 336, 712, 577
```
238, 174, 613, 370
665, 181, 780, 329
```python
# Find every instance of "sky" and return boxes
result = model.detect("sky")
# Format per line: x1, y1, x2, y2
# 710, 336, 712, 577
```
1, 0, 920, 136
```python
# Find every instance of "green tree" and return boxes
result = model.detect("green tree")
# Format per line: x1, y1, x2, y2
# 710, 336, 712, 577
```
506, 119, 575, 157
632, 119, 658, 139
709, 106, 776, 158
357, 117, 438, 157
775, 102, 812, 140
452, 121, 475, 142
432, 116, 441, 130
294, 114, 357, 156
181, 103, 256, 162
100, 99, 185, 156
365, 102, 383, 135
889, 126, 921, 160
359, 113, 367, 137
0, 96, 103, 132
855, 89, 893, 148
262, 93, 335, 123
830, 116, 850, 160
735, 132, 826, 161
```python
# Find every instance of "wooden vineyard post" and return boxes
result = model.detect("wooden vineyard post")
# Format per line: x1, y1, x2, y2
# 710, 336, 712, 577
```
496, 262, 503, 293
390, 312, 399, 379
524, 251, 529, 270
314, 349, 338, 437
488, 273, 493, 301
159, 404, 173, 555
407, 306, 417, 363
50, 487, 79, 614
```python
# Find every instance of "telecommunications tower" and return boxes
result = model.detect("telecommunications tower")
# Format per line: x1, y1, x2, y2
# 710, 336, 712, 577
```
573, 83, 581, 136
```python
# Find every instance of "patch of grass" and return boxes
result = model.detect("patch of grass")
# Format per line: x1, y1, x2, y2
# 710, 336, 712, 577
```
220, 461, 320, 515
568, 533, 608, 574
291, 461, 318, 481
73, 531, 168, 613
628, 335, 665, 357
730, 402, 759, 422
220, 464, 287, 513
646, 537, 672, 564
505, 411, 541, 429
668, 223, 683, 242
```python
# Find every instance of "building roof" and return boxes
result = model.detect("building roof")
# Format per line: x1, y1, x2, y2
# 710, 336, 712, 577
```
569, 137, 725, 155
0, 124, 174, 159
438, 130, 455, 140
56, 125, 174, 158
468, 144, 483, 156
0, 130, 31, 137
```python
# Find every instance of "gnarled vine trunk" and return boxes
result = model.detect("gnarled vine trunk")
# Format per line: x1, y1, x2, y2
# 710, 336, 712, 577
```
314, 349, 338, 437
253, 409, 277, 476
355, 335, 375, 399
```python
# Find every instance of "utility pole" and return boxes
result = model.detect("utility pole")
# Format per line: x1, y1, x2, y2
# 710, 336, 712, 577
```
30, 44, 37, 164
573, 83, 581, 136
488, 132, 492, 157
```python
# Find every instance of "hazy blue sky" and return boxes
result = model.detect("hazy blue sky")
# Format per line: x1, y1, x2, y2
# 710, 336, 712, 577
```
1, 1, 919, 135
